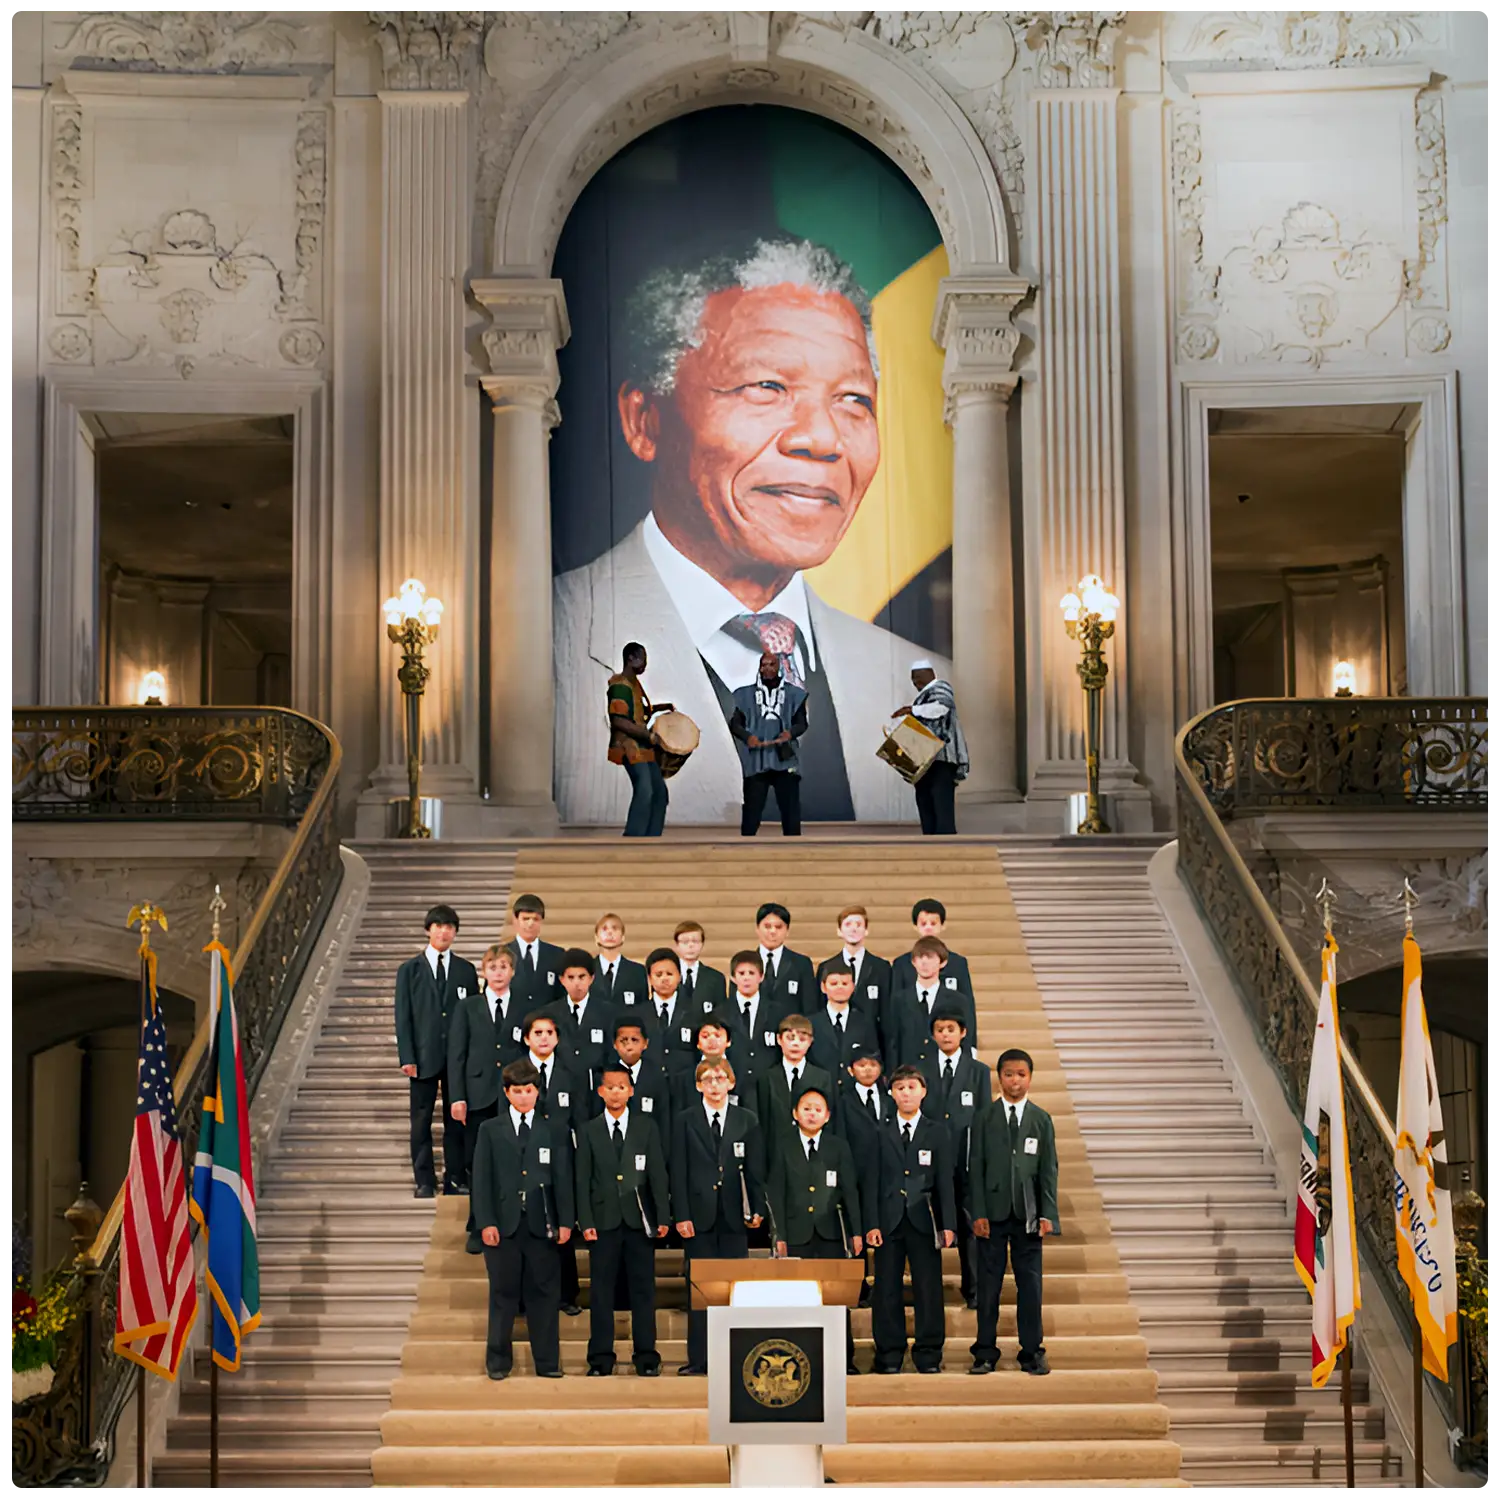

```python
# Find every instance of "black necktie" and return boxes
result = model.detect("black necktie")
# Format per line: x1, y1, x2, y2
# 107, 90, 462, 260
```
789, 1065, 800, 1092
711, 1111, 722, 1145
436, 953, 448, 997
834, 1011, 845, 1034
612, 1119, 625, 1161
524, 945, 537, 978
806, 1136, 818, 1162
766, 952, 778, 983
1008, 1104, 1020, 1145
742, 999, 753, 1026
903, 1121, 913, 1149
605, 962, 616, 992
683, 968, 695, 1000
942, 1058, 955, 1097
541, 1062, 551, 1094
517, 1113, 531, 1146
657, 1000, 669, 1025
864, 1090, 878, 1122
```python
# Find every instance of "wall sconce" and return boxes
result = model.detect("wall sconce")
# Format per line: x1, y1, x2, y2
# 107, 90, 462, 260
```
1060, 574, 1120, 834
1332, 660, 1356, 697
139, 670, 167, 707
383, 577, 443, 839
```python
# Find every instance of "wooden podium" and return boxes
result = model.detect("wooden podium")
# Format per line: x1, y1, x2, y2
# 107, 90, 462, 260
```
697, 1258, 859, 1486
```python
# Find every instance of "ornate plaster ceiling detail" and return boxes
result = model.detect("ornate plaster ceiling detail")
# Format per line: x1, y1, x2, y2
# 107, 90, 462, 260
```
58, 11, 305, 71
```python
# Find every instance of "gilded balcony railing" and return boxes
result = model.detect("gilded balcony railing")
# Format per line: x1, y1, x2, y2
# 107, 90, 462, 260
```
1175, 696, 1487, 1466
12, 708, 344, 1485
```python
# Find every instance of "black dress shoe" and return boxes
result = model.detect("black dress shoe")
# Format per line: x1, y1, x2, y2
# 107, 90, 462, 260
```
413, 1184, 436, 1199
967, 1358, 996, 1375
486, 1368, 509, 1381
846, 1363, 861, 1376
586, 1367, 611, 1378
873, 1365, 901, 1376
561, 1303, 582, 1317
465, 1234, 483, 1255
963, 1294, 977, 1311
636, 1364, 661, 1378
445, 1182, 469, 1196
537, 1368, 564, 1379
1021, 1353, 1051, 1376
677, 1364, 707, 1376
916, 1365, 942, 1375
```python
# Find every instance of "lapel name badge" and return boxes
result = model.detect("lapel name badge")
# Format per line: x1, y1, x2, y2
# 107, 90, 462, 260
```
624, 990, 636, 1002
961, 1090, 974, 1106
558, 1091, 570, 1106
918, 1149, 932, 1166
824, 1169, 838, 1187
680, 1026, 692, 1041
538, 1147, 551, 1163
733, 1140, 746, 1157
457, 986, 468, 998
867, 984, 879, 998
634, 1153, 646, 1171
945, 976, 956, 989
787, 980, 799, 994
1024, 1137, 1039, 1154
641, 1097, 654, 1111
591, 1028, 603, 1043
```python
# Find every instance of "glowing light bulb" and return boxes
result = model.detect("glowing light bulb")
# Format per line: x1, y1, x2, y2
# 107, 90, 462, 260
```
140, 670, 167, 706
1059, 592, 1082, 623
1332, 660, 1356, 697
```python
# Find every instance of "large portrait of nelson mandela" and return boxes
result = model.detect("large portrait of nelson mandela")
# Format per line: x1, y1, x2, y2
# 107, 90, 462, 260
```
551, 233, 951, 827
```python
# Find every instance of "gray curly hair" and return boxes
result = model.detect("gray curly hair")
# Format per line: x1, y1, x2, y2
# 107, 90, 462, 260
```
623, 235, 878, 396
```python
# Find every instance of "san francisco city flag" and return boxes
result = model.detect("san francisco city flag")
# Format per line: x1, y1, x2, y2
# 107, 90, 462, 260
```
1394, 932, 1458, 1379
190, 940, 261, 1370
1293, 934, 1361, 1387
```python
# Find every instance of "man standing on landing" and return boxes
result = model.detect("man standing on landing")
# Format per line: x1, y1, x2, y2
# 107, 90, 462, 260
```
894, 660, 968, 836
607, 642, 675, 838
729, 648, 809, 837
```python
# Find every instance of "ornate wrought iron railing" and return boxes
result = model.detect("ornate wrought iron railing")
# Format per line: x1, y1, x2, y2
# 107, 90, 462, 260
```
12, 708, 344, 1485
1175, 696, 1487, 1466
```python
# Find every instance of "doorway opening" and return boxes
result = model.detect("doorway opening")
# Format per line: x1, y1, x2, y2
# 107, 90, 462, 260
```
95, 413, 294, 709
1207, 404, 1411, 704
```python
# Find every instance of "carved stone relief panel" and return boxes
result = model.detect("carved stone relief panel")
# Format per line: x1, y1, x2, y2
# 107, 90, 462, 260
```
1163, 11, 1449, 69
44, 11, 330, 78
1172, 74, 1448, 367
44, 89, 328, 377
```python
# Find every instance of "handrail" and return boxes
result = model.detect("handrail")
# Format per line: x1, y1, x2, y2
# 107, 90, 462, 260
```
12, 708, 344, 1486
1174, 695, 1487, 1464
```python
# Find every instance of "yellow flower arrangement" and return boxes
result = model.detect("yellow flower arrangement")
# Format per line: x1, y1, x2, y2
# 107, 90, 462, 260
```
13, 1267, 80, 1379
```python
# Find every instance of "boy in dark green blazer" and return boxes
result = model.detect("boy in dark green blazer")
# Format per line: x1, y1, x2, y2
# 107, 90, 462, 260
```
756, 1013, 837, 1155
768, 1084, 863, 1375
575, 1064, 670, 1376
395, 903, 480, 1198
967, 1049, 1059, 1376
471, 1061, 574, 1379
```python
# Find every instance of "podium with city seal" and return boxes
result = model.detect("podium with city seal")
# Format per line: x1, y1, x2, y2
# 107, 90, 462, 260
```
693, 1259, 862, 1486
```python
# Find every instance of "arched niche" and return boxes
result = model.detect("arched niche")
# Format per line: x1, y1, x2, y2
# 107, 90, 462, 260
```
492, 21, 1013, 275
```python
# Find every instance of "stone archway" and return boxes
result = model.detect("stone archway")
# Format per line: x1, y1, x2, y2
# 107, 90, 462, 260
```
491, 19, 1014, 276
474, 19, 1030, 829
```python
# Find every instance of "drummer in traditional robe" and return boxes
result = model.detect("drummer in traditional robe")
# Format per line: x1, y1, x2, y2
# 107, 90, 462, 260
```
728, 650, 809, 837
608, 642, 674, 838
892, 659, 969, 836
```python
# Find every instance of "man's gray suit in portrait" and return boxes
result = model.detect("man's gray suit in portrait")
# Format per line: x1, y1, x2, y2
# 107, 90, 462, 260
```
553, 235, 949, 826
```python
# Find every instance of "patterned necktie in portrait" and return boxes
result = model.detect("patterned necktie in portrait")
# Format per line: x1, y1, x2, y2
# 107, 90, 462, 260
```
728, 612, 804, 687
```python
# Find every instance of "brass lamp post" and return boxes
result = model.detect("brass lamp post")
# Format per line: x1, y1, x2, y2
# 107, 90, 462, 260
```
1059, 573, 1120, 835
383, 578, 444, 839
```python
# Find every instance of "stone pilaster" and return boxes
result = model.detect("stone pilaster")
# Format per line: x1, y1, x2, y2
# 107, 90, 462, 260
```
935, 273, 1029, 825
1023, 12, 1150, 831
357, 85, 477, 836
473, 278, 570, 834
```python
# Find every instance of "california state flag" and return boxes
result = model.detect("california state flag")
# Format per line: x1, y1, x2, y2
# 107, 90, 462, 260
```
1394, 933, 1458, 1379
1293, 935, 1361, 1388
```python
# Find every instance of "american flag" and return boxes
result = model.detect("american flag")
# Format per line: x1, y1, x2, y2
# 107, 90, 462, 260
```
114, 1000, 198, 1378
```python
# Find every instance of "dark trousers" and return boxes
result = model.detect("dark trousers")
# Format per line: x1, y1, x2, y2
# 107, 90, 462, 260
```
956, 1206, 977, 1302
741, 770, 802, 836
684, 1218, 748, 1369
585, 1225, 660, 1372
872, 1219, 946, 1371
915, 760, 958, 835
559, 1238, 580, 1306
796, 1234, 856, 1367
483, 1224, 560, 1375
409, 1071, 463, 1191
462, 1102, 499, 1234
971, 1219, 1045, 1363
624, 758, 668, 837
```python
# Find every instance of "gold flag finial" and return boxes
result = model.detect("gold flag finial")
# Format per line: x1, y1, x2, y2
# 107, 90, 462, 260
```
209, 883, 226, 942
1313, 878, 1337, 939
127, 902, 169, 950
1401, 875, 1420, 936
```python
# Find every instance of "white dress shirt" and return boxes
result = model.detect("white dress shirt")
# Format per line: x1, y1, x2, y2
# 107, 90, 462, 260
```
642, 511, 818, 686
783, 1057, 807, 1089
855, 1083, 881, 1119
425, 944, 449, 980
843, 948, 864, 983
736, 991, 761, 1029
1002, 1096, 1029, 1127
509, 1105, 534, 1132
628, 1060, 643, 1085
703, 1100, 728, 1132
801, 1128, 823, 1159
826, 1002, 850, 1030
682, 960, 700, 991
486, 987, 510, 1023
760, 945, 783, 980
605, 1106, 631, 1137
527, 1051, 553, 1088
916, 985, 938, 1012
517, 939, 540, 970
599, 957, 619, 985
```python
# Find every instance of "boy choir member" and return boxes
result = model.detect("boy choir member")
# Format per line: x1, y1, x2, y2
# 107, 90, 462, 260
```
395, 904, 479, 1198
756, 1014, 837, 1153
545, 948, 618, 1099
893, 937, 979, 1065
670, 1060, 766, 1375
822, 905, 892, 1032
722, 951, 783, 1083
674, 920, 728, 1012
449, 945, 525, 1251
506, 893, 565, 1008
838, 1047, 888, 1308
968, 1049, 1058, 1377
592, 913, 649, 1008
575, 1064, 670, 1376
522, 1012, 589, 1315
610, 1016, 672, 1128
809, 958, 880, 1091
867, 1065, 956, 1374
640, 948, 702, 1079
893, 898, 975, 996
670, 1015, 739, 1114
755, 903, 816, 1009
472, 1060, 572, 1379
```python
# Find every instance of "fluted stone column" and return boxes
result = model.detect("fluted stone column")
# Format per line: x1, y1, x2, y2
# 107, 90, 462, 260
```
473, 279, 570, 834
1022, 14, 1151, 831
357, 14, 484, 837
935, 274, 1029, 826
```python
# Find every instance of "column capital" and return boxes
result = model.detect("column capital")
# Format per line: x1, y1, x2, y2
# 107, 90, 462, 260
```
934, 271, 1029, 428
480, 375, 561, 430
1019, 11, 1126, 89
368, 12, 484, 92
473, 278, 569, 430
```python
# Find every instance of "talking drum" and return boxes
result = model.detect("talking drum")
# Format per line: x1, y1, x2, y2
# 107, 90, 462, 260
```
652, 710, 701, 779
876, 714, 944, 785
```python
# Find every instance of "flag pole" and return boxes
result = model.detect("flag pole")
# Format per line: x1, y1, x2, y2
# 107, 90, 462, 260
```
1400, 878, 1424, 1490
207, 884, 225, 1490
1341, 1336, 1355, 1486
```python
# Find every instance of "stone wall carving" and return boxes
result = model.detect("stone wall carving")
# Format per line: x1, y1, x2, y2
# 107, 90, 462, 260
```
55, 12, 308, 72
1171, 77, 1450, 367
369, 10, 484, 90
43, 94, 328, 377
1013, 11, 1125, 88
1165, 10, 1447, 68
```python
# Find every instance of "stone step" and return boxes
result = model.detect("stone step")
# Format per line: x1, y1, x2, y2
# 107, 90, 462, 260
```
167, 1412, 382, 1450
1143, 1335, 1316, 1371
1168, 1402, 1386, 1441
1127, 1273, 1306, 1305
151, 1448, 375, 1486
1155, 1368, 1369, 1403
1176, 1443, 1401, 1482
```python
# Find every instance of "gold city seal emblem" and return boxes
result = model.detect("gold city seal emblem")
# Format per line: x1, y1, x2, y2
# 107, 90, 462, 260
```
742, 1337, 813, 1409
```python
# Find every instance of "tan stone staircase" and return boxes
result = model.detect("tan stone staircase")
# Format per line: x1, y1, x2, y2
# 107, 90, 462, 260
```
371, 840, 1183, 1486
1000, 842, 1403, 1486
154, 843, 517, 1485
